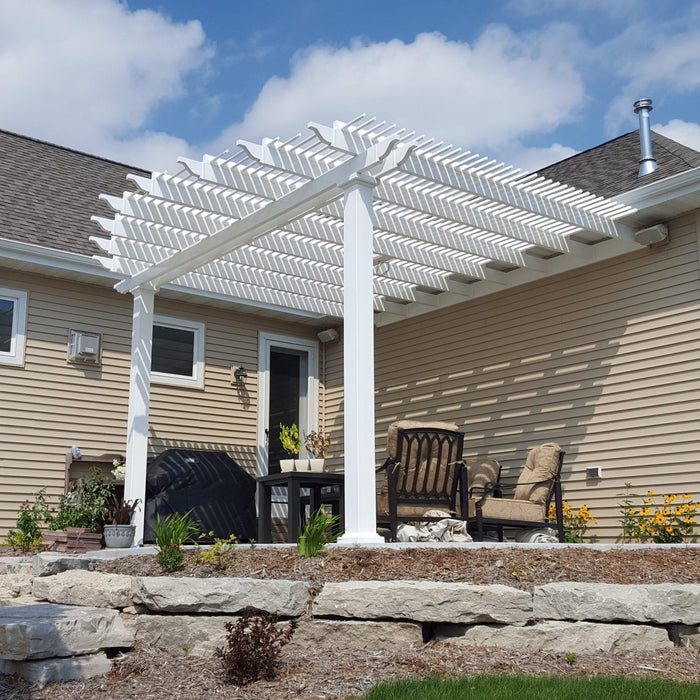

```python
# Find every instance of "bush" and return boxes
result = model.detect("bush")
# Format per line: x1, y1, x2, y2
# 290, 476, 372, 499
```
216, 607, 297, 685
548, 500, 596, 543
50, 468, 115, 531
5, 489, 50, 551
297, 507, 341, 557
153, 510, 200, 572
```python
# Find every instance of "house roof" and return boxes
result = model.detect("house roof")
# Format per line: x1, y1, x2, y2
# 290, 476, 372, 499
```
0, 129, 148, 256
537, 130, 700, 198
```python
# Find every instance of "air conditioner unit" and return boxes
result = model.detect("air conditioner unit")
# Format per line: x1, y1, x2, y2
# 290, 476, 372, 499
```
67, 330, 102, 365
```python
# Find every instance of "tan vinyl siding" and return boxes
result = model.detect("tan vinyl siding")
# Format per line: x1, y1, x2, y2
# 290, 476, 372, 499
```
0, 269, 316, 535
366, 211, 700, 540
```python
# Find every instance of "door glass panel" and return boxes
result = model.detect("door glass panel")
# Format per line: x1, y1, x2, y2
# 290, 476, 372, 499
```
0, 298, 13, 353
268, 350, 301, 474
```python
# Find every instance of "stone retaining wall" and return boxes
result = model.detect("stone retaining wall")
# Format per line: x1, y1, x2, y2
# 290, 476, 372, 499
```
1, 554, 699, 686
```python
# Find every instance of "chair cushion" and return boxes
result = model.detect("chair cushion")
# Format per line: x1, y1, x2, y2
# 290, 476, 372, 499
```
465, 458, 501, 493
386, 420, 459, 459
468, 497, 546, 521
513, 442, 561, 505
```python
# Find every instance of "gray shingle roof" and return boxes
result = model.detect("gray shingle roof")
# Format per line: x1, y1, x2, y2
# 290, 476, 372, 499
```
0, 129, 148, 256
537, 130, 700, 198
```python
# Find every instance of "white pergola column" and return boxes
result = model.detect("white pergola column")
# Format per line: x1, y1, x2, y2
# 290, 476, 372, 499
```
337, 176, 384, 545
124, 286, 155, 546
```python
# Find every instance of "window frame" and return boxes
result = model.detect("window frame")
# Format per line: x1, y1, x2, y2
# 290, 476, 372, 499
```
0, 287, 28, 367
151, 314, 205, 389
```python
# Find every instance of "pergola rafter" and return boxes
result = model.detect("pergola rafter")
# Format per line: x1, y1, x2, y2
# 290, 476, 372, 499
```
91, 115, 647, 547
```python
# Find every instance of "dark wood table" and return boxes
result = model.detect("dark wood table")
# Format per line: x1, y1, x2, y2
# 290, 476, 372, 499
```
256, 471, 344, 543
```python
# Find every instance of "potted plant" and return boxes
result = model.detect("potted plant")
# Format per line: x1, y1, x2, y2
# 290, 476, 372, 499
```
48, 467, 115, 552
304, 431, 331, 472
103, 496, 141, 548
279, 423, 301, 471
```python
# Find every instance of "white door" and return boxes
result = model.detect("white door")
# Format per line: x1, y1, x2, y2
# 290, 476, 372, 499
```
257, 333, 319, 477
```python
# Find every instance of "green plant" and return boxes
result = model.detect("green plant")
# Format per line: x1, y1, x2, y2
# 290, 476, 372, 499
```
5, 489, 50, 552
618, 483, 697, 543
297, 507, 341, 557
303, 430, 331, 458
153, 509, 200, 572
156, 543, 185, 572
565, 651, 577, 665
548, 500, 596, 543
196, 532, 237, 569
279, 423, 300, 457
216, 607, 297, 685
50, 468, 116, 532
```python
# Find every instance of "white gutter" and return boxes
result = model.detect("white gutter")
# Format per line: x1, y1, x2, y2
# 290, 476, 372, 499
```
616, 165, 700, 210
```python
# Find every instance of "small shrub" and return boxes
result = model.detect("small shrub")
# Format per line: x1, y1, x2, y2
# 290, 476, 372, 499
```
156, 543, 184, 572
618, 483, 697, 543
297, 507, 340, 557
548, 500, 596, 543
303, 430, 331, 458
196, 532, 237, 569
279, 423, 300, 457
5, 489, 50, 552
50, 468, 115, 531
153, 510, 200, 572
216, 607, 297, 685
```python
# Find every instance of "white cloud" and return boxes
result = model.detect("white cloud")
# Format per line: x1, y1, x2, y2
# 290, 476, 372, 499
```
211, 28, 585, 162
508, 0, 644, 20
654, 119, 700, 152
0, 0, 212, 170
508, 142, 579, 172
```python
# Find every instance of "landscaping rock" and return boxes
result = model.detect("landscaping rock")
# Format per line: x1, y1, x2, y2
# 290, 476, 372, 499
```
32, 570, 133, 608
534, 583, 700, 625
0, 603, 133, 660
123, 613, 236, 657
291, 619, 423, 650
0, 558, 32, 575
31, 553, 96, 577
434, 620, 672, 653
669, 624, 700, 649
0, 652, 111, 688
0, 573, 33, 601
314, 581, 532, 625
132, 577, 310, 616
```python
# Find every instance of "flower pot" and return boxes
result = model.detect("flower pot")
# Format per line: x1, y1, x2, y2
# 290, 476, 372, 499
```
280, 459, 296, 472
294, 459, 310, 471
308, 458, 325, 472
104, 524, 136, 548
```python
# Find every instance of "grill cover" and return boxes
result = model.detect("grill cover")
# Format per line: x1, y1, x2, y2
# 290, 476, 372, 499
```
143, 449, 256, 543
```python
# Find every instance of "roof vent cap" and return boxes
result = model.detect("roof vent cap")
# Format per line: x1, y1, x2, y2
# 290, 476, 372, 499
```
634, 98, 658, 176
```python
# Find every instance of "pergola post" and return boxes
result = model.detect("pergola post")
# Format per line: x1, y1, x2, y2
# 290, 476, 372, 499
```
124, 286, 155, 546
337, 176, 384, 545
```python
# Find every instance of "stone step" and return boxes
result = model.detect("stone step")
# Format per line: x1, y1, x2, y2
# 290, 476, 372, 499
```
0, 603, 134, 660
32, 570, 133, 609
0, 652, 111, 689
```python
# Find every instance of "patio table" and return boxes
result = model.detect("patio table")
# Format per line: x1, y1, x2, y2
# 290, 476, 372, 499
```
256, 470, 345, 543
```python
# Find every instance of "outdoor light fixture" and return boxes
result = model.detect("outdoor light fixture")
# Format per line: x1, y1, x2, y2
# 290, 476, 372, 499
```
233, 366, 248, 383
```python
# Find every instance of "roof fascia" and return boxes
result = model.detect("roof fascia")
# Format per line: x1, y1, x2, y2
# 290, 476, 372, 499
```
614, 166, 700, 210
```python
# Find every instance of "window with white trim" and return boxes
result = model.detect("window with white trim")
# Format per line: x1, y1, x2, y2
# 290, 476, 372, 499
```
151, 315, 205, 388
0, 287, 27, 366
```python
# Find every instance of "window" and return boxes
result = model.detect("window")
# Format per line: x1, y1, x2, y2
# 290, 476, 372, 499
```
151, 315, 205, 388
0, 287, 27, 366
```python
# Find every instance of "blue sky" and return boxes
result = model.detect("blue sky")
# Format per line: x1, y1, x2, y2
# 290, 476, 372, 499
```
3, 0, 700, 172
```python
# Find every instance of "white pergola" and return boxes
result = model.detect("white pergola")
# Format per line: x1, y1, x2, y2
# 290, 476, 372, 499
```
92, 116, 642, 545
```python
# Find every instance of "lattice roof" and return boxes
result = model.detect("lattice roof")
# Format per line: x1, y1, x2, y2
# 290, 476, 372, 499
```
92, 116, 641, 326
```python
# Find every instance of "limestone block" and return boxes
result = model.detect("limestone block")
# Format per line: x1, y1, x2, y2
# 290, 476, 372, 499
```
669, 624, 700, 648
0, 603, 134, 660
0, 573, 33, 601
124, 614, 237, 657
0, 652, 111, 689
534, 583, 700, 625
32, 570, 133, 609
314, 581, 532, 625
434, 620, 672, 653
0, 558, 33, 575
31, 553, 95, 577
132, 577, 310, 616
290, 619, 423, 650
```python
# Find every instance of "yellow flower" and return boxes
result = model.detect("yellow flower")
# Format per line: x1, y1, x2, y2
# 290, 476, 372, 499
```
683, 494, 692, 500
674, 506, 683, 516
640, 507, 650, 516
665, 526, 674, 533
647, 490, 655, 497
662, 508, 670, 516
685, 516, 694, 524
628, 508, 637, 515
667, 494, 678, 502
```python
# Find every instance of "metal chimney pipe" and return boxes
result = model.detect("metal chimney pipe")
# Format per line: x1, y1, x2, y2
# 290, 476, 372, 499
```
633, 98, 658, 176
